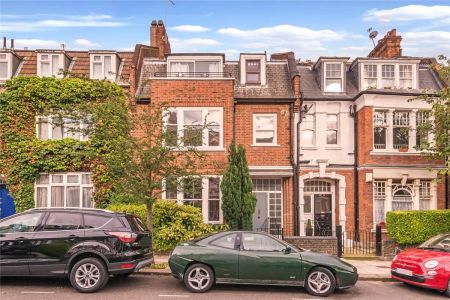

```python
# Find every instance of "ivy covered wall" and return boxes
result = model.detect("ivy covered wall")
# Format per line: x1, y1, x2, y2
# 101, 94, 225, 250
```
0, 77, 131, 212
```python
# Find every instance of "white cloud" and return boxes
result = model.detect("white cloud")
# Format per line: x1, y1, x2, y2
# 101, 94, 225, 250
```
364, 5, 450, 23
73, 39, 100, 48
169, 25, 210, 32
401, 31, 450, 57
0, 14, 128, 32
14, 39, 63, 49
170, 38, 221, 52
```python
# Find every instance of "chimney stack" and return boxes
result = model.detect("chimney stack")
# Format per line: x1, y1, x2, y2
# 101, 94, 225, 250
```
3, 37, 6, 49
150, 19, 171, 59
10, 39, 14, 49
368, 29, 402, 58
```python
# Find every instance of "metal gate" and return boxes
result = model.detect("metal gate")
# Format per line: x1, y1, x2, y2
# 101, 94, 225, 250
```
336, 225, 382, 257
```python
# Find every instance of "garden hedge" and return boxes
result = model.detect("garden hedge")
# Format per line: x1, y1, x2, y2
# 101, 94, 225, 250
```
107, 200, 228, 251
386, 210, 450, 245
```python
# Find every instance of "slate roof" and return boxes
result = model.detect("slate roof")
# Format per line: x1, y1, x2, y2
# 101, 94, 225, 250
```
298, 59, 442, 101
5, 50, 133, 85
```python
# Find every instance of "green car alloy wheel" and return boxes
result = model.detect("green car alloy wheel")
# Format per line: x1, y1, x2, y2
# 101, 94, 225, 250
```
169, 231, 358, 297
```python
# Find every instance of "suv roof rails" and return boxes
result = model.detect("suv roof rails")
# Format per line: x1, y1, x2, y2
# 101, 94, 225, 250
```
27, 207, 114, 213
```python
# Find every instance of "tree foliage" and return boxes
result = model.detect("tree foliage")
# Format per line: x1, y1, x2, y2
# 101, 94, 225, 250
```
0, 77, 130, 211
415, 55, 450, 177
221, 142, 256, 230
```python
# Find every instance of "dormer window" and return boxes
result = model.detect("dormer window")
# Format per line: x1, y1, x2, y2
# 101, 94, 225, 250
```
0, 53, 9, 80
381, 64, 395, 88
246, 60, 260, 84
38, 54, 62, 77
363, 64, 378, 89
324, 63, 343, 92
91, 55, 116, 80
167, 58, 221, 78
399, 65, 413, 89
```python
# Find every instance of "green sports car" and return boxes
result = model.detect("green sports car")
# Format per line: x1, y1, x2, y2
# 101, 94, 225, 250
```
168, 231, 358, 297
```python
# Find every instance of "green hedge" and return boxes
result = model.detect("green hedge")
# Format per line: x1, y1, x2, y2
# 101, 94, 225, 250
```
386, 210, 450, 245
107, 203, 147, 223
107, 200, 228, 251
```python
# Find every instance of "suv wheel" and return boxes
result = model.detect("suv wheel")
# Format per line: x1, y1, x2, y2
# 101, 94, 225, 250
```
305, 267, 336, 297
183, 263, 214, 293
70, 258, 108, 293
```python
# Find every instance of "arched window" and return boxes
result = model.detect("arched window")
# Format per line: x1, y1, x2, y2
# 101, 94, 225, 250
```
392, 185, 413, 211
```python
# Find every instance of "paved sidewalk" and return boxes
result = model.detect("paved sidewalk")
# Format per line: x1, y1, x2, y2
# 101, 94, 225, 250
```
142, 255, 393, 280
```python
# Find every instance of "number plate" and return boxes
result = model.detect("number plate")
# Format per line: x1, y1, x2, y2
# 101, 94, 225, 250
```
396, 268, 413, 276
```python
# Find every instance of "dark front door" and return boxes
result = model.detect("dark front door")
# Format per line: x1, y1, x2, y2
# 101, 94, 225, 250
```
238, 233, 302, 283
0, 212, 44, 276
252, 193, 268, 231
29, 212, 84, 276
314, 194, 332, 236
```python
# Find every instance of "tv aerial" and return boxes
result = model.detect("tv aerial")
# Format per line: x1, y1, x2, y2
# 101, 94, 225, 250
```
367, 28, 378, 47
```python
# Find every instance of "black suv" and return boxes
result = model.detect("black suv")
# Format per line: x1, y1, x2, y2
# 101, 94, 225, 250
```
0, 208, 153, 293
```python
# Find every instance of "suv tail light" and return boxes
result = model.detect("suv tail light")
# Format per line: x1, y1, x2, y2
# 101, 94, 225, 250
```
107, 232, 137, 243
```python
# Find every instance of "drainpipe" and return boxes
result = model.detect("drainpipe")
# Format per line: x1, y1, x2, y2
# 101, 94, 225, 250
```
289, 102, 297, 236
350, 104, 360, 240
446, 173, 449, 209
294, 91, 305, 236
233, 100, 237, 141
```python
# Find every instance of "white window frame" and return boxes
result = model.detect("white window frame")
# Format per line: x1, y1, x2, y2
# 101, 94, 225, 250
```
324, 62, 344, 93
373, 110, 388, 150
361, 63, 417, 90
90, 54, 117, 80
35, 115, 91, 141
326, 113, 339, 145
162, 175, 223, 224
301, 113, 316, 147
168, 59, 222, 75
37, 53, 63, 78
34, 172, 94, 208
252, 113, 278, 146
163, 107, 224, 150
363, 64, 378, 89
0, 53, 12, 80
252, 178, 284, 234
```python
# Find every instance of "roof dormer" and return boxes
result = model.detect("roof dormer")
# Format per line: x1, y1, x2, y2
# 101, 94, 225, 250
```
37, 50, 71, 78
240, 53, 267, 85
0, 50, 20, 82
89, 51, 120, 81
313, 57, 349, 94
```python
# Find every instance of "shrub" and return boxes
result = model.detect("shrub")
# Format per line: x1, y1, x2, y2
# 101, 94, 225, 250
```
107, 203, 147, 223
152, 200, 228, 252
386, 210, 450, 245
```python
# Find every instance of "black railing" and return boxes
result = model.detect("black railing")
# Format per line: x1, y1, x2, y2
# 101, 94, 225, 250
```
256, 218, 284, 239
153, 72, 232, 78
336, 225, 382, 257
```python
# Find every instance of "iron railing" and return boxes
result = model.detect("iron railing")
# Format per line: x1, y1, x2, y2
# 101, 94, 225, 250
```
336, 225, 382, 257
153, 72, 232, 78
256, 218, 284, 239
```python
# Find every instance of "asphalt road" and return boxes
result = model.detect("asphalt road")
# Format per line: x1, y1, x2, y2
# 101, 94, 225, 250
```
0, 274, 445, 300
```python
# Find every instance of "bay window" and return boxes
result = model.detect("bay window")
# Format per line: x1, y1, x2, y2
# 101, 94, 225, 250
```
416, 110, 430, 149
35, 173, 93, 208
164, 108, 223, 149
253, 114, 277, 146
373, 110, 388, 149
163, 176, 222, 223
392, 111, 410, 149
324, 63, 343, 92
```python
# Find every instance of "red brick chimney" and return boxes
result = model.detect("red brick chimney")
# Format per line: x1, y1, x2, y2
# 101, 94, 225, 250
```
150, 20, 171, 59
368, 29, 402, 58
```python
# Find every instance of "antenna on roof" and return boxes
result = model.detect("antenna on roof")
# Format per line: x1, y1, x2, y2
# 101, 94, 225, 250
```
367, 28, 378, 47
164, 0, 175, 26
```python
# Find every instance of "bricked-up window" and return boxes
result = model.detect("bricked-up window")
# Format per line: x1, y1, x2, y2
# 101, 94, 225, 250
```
39, 54, 61, 77
381, 64, 395, 88
35, 173, 93, 208
246, 60, 261, 84
326, 114, 338, 144
399, 65, 413, 89
0, 53, 9, 79
164, 108, 223, 149
363, 64, 377, 89
324, 63, 342, 92
92, 55, 113, 80
163, 176, 222, 223
373, 181, 386, 224
253, 114, 277, 145
373, 110, 388, 149
36, 116, 91, 141
392, 111, 410, 149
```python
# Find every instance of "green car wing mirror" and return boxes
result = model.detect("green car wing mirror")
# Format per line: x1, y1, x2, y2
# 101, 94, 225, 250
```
284, 246, 292, 254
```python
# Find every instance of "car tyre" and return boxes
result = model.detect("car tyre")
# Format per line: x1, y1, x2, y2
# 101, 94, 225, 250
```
70, 257, 109, 293
445, 279, 450, 298
183, 263, 214, 293
305, 267, 336, 297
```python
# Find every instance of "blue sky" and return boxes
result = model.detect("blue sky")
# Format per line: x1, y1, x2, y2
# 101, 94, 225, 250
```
1, 1, 450, 60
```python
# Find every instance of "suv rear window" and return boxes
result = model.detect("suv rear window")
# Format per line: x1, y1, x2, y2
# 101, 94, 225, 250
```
124, 215, 148, 232
83, 214, 123, 229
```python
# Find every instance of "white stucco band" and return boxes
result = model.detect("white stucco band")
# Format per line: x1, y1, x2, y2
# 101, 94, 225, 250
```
299, 171, 347, 236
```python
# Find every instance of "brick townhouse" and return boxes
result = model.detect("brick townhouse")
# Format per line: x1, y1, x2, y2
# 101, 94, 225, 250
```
0, 22, 448, 237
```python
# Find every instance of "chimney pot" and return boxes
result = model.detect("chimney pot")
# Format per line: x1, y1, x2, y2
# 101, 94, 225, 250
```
151, 20, 157, 26
158, 20, 164, 26
10, 39, 14, 49
3, 37, 6, 49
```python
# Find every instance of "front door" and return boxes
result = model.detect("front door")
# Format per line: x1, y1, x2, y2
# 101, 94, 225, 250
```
252, 193, 268, 231
0, 212, 44, 276
238, 232, 302, 283
314, 194, 332, 236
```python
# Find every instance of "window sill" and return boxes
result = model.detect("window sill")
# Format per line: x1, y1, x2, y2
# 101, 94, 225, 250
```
370, 150, 423, 156
325, 146, 342, 150
251, 144, 280, 147
301, 146, 318, 150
